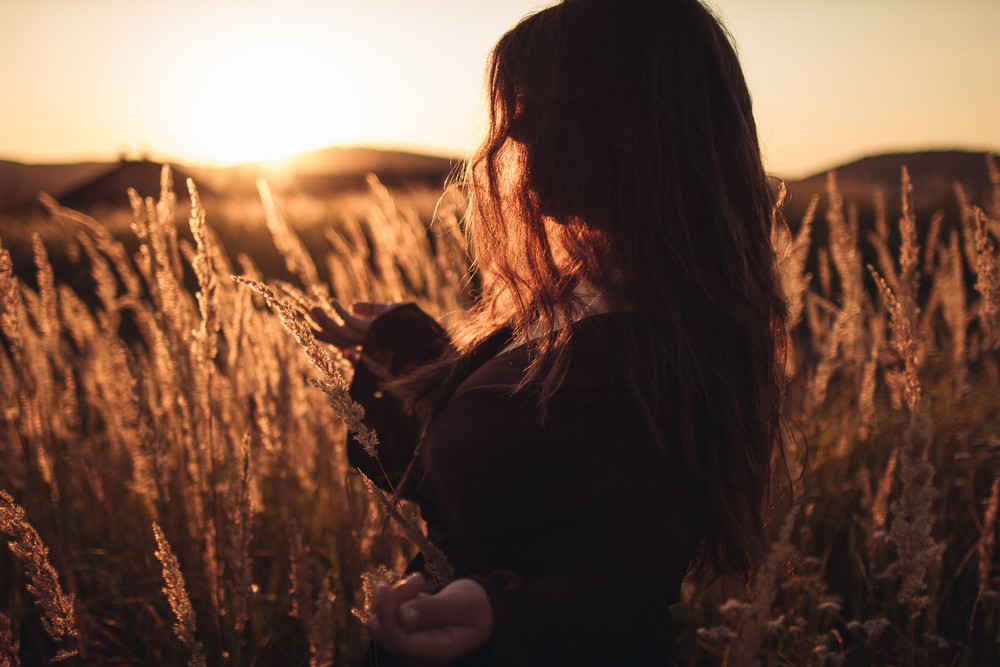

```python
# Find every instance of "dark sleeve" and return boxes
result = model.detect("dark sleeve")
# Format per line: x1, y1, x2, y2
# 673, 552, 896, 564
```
346, 304, 450, 490
469, 569, 682, 667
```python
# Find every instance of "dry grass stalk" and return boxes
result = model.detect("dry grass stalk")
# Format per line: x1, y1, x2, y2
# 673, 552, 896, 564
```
358, 175, 410, 303
4, 244, 62, 504
232, 276, 380, 457
923, 211, 944, 278
0, 610, 19, 667
257, 178, 326, 299
324, 212, 379, 302
73, 232, 121, 331
117, 293, 179, 407
972, 206, 1000, 348
969, 477, 1000, 634
0, 351, 21, 460
0, 490, 77, 659
184, 177, 225, 617
38, 192, 143, 300
14, 285, 61, 474
874, 186, 889, 239
0, 238, 24, 365
367, 174, 453, 306
867, 447, 899, 564
885, 403, 945, 611
323, 228, 367, 302
826, 173, 867, 366
286, 516, 313, 624
870, 268, 922, 412
731, 504, 799, 665
896, 168, 922, 328
772, 189, 817, 333
225, 278, 254, 372
426, 186, 472, 315
806, 301, 851, 419
979, 478, 999, 594
817, 246, 832, 301
938, 230, 969, 391
59, 283, 160, 512
855, 315, 884, 441
152, 523, 207, 667
988, 153, 1000, 218
309, 576, 335, 667
359, 474, 454, 592
227, 435, 253, 634
127, 169, 192, 347
955, 183, 981, 274
128, 189, 157, 294
872, 447, 899, 537
201, 503, 224, 620
156, 165, 184, 282
188, 179, 219, 363
29, 235, 59, 358
868, 260, 945, 610
352, 565, 401, 624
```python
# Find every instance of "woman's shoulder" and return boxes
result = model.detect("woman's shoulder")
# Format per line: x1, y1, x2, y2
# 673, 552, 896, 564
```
452, 310, 647, 400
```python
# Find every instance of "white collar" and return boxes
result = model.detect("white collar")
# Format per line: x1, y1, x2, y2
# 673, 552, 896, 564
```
500, 281, 613, 354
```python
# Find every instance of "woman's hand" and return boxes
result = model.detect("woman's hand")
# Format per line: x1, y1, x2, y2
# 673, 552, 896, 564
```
310, 300, 394, 349
369, 574, 493, 667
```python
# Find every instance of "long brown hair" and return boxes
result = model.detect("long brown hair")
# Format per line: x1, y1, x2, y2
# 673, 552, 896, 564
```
410, 0, 788, 581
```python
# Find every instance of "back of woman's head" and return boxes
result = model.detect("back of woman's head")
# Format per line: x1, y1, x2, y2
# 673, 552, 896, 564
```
470, 0, 779, 326
461, 0, 788, 581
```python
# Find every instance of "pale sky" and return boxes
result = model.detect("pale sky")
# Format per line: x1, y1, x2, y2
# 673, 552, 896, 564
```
1, 0, 997, 178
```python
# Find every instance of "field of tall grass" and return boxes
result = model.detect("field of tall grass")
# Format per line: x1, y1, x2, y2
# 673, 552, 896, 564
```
0, 159, 997, 666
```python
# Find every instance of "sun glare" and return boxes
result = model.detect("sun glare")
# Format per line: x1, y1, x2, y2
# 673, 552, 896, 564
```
184, 36, 363, 166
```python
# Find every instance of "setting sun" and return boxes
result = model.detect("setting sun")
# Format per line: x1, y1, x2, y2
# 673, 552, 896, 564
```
183, 34, 363, 165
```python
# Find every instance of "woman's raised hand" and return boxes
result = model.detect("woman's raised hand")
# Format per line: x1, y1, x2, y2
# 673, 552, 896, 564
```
369, 573, 493, 666
310, 300, 395, 350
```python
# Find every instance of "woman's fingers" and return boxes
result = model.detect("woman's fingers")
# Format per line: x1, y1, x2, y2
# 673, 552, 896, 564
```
368, 584, 394, 638
368, 577, 494, 666
309, 306, 362, 347
371, 582, 417, 656
311, 299, 389, 348
328, 299, 365, 329
398, 579, 492, 633
392, 573, 427, 604
371, 575, 424, 634
351, 301, 397, 318
330, 300, 375, 336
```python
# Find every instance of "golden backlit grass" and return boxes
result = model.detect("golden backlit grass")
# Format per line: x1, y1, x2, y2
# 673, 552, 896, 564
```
0, 161, 997, 665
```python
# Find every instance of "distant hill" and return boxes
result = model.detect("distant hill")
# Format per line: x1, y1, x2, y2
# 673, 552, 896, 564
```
57, 160, 212, 211
251, 146, 460, 196
280, 146, 458, 177
782, 150, 996, 231
795, 150, 993, 188
1, 146, 994, 219
0, 147, 461, 215
182, 146, 460, 199
0, 160, 110, 215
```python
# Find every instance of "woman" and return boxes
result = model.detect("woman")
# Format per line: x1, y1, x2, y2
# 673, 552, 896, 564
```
314, 0, 788, 664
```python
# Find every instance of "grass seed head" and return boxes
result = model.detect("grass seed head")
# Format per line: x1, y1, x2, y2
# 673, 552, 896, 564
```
152, 523, 206, 667
0, 490, 77, 657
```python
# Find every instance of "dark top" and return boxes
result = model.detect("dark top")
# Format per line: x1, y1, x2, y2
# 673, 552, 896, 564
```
349, 304, 696, 666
